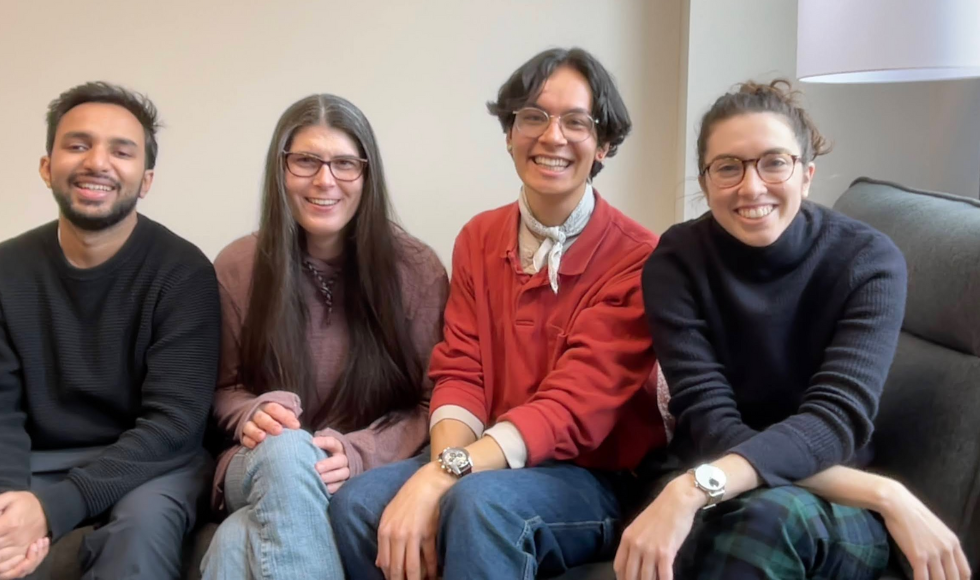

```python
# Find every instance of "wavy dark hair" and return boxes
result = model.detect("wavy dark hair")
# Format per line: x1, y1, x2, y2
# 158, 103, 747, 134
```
487, 47, 632, 179
696, 79, 832, 172
240, 94, 424, 432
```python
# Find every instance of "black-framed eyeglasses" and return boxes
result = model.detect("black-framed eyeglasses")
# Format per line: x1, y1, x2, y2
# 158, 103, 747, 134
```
512, 107, 596, 143
701, 153, 801, 188
283, 151, 368, 182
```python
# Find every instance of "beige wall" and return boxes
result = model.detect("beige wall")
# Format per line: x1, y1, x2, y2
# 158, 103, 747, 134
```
6, 1, 971, 260
0, 0, 681, 262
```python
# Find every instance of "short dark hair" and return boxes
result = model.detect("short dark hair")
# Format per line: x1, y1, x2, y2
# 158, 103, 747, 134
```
696, 79, 831, 172
487, 47, 632, 179
46, 82, 161, 169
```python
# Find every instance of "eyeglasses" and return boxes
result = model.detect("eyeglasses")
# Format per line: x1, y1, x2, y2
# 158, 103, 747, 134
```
701, 153, 801, 188
283, 152, 367, 182
512, 107, 596, 143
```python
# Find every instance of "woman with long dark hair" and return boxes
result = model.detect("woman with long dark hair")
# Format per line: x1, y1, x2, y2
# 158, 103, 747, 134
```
201, 94, 448, 580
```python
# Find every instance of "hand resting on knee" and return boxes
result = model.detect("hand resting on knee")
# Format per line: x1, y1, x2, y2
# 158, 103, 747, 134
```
241, 402, 301, 449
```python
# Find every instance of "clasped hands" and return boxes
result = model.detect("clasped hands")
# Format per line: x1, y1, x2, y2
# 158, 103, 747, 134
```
0, 492, 50, 579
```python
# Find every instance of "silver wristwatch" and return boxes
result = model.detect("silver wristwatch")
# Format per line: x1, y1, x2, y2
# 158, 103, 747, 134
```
438, 447, 473, 479
688, 464, 727, 509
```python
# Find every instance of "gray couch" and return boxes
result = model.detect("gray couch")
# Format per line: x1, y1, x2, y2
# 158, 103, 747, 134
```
48, 177, 979, 579
833, 177, 980, 577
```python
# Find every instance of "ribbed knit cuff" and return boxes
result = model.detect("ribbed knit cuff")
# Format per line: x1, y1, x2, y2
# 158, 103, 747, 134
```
34, 479, 88, 541
730, 424, 820, 487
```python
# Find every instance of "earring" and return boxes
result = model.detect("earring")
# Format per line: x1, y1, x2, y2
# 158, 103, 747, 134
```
507, 144, 513, 152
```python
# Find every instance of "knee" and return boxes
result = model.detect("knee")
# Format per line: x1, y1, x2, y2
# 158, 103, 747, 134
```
440, 473, 513, 524
248, 428, 319, 473
104, 497, 191, 548
330, 457, 426, 533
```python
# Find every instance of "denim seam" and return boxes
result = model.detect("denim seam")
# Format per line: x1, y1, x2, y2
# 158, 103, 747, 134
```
546, 520, 608, 530
514, 516, 614, 577
515, 515, 539, 546
517, 516, 541, 580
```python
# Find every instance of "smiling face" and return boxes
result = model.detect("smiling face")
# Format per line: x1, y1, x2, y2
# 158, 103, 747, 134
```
507, 66, 607, 205
39, 102, 153, 231
700, 112, 815, 247
284, 124, 364, 251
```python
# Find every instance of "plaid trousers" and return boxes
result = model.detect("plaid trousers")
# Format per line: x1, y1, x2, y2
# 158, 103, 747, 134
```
675, 486, 890, 580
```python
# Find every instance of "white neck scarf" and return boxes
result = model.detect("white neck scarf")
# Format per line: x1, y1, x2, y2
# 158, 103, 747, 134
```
518, 184, 595, 293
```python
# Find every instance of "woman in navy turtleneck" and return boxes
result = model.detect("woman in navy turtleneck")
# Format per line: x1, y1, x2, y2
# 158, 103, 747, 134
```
613, 81, 970, 580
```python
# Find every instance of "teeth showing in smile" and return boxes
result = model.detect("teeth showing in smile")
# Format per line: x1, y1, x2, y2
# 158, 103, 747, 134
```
533, 156, 570, 169
307, 198, 339, 207
737, 205, 774, 219
77, 183, 113, 192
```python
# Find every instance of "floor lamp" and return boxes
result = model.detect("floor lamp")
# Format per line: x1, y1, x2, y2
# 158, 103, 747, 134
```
797, 0, 980, 83
797, 0, 980, 196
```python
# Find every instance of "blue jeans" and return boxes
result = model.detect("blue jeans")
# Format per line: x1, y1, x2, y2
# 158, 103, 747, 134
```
201, 429, 343, 580
330, 452, 622, 580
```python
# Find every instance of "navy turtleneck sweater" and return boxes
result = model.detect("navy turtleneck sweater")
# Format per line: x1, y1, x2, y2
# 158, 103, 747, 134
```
641, 201, 907, 486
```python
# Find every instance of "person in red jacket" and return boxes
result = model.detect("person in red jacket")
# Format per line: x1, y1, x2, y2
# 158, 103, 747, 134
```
330, 47, 668, 580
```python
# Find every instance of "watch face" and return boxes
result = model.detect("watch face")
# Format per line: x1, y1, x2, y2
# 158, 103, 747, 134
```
694, 464, 726, 492
443, 448, 468, 469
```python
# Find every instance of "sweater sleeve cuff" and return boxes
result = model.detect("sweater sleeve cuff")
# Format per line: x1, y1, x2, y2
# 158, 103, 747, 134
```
730, 428, 816, 487
34, 479, 88, 541
484, 422, 528, 469
430, 405, 485, 438
498, 406, 556, 466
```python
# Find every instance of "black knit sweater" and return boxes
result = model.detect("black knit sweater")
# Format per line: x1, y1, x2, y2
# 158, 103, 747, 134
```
642, 202, 907, 486
0, 215, 220, 539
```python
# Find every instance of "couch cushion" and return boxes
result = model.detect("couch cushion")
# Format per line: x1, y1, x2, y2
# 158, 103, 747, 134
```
872, 333, 980, 567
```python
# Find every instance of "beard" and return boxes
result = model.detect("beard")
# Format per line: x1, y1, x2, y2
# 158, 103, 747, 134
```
52, 178, 140, 232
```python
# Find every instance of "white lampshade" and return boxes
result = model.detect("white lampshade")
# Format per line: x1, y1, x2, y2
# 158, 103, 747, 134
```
797, 0, 980, 83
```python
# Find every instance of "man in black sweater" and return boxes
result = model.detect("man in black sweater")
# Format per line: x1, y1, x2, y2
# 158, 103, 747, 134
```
0, 82, 220, 579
